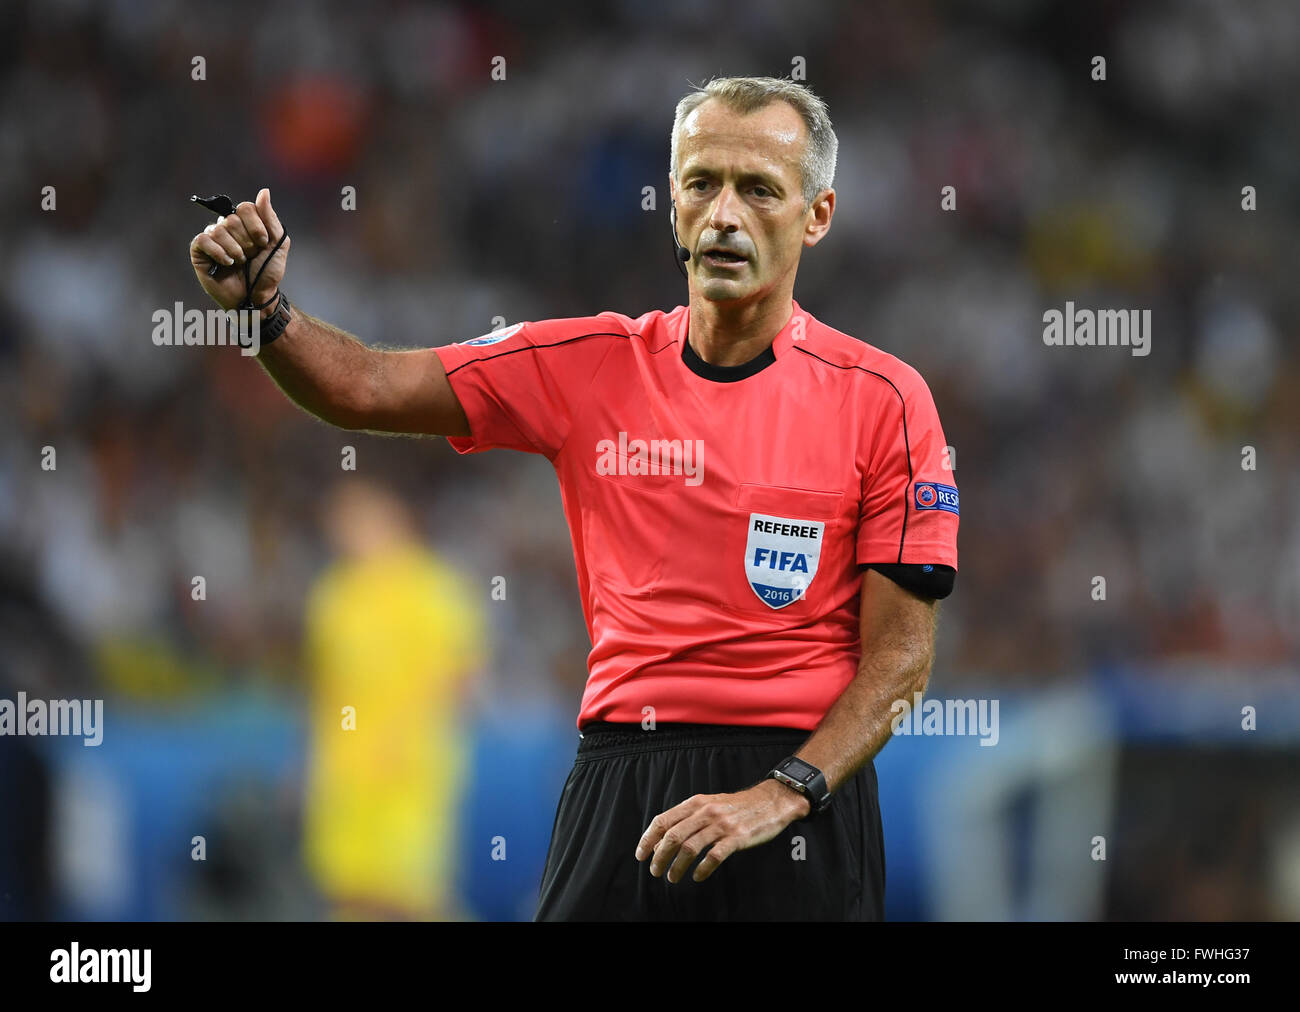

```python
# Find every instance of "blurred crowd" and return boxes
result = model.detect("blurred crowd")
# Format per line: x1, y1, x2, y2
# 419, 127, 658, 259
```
0, 0, 1297, 920
2, 0, 1297, 699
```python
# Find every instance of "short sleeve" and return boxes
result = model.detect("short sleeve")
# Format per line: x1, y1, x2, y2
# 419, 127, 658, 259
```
432, 316, 622, 459
856, 370, 959, 570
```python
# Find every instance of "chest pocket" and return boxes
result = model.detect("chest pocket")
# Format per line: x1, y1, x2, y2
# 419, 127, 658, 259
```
581, 455, 680, 595
723, 483, 846, 614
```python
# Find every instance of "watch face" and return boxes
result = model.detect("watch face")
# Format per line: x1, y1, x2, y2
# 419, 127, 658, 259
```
783, 758, 817, 783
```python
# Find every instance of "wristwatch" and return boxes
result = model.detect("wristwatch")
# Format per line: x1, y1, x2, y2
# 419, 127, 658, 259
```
256, 290, 293, 347
766, 755, 831, 820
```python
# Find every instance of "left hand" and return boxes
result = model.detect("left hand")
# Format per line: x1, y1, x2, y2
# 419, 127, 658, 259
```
634, 779, 811, 884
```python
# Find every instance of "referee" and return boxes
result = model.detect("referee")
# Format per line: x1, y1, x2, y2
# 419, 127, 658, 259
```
188, 75, 958, 921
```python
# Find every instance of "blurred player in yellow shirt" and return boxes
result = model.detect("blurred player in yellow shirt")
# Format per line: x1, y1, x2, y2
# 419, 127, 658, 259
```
302, 477, 485, 920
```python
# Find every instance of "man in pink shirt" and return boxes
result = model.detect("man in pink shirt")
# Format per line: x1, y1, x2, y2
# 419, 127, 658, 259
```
189, 75, 958, 921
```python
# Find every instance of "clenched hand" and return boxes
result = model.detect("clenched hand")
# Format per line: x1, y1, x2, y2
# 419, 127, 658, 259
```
188, 188, 289, 311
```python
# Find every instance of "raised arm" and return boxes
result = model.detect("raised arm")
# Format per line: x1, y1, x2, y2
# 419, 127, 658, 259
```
188, 188, 469, 436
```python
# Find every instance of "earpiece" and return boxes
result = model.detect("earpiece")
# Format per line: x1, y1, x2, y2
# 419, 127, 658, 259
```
670, 201, 690, 278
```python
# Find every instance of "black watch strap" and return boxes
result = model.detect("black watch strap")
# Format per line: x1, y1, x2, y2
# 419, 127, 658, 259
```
256, 291, 293, 348
767, 755, 831, 820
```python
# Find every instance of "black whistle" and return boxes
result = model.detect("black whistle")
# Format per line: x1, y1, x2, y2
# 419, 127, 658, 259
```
191, 193, 238, 277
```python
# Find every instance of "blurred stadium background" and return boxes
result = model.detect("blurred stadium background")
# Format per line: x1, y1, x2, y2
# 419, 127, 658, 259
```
1, 0, 1297, 921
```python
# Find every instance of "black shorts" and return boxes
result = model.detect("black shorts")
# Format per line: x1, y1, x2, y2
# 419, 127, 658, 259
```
534, 721, 885, 921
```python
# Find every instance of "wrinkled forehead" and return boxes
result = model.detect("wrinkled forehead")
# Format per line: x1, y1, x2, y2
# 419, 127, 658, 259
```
676, 98, 807, 180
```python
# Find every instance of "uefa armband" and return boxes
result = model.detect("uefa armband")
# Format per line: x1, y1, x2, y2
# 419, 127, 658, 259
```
866, 563, 956, 600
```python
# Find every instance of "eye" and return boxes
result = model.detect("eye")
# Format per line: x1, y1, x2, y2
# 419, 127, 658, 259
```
751, 186, 772, 198
689, 179, 709, 191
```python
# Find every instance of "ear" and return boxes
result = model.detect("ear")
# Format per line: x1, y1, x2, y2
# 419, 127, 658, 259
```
668, 173, 678, 206
802, 188, 835, 249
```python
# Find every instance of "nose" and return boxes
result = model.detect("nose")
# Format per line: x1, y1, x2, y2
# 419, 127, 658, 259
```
708, 185, 743, 234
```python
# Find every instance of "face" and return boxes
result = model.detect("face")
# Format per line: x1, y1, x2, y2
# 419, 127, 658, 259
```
671, 97, 833, 305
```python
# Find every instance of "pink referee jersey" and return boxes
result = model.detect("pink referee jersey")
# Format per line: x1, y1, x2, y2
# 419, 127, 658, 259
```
433, 300, 958, 731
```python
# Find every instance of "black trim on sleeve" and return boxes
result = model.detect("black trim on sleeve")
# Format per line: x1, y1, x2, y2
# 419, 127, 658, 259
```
864, 563, 955, 600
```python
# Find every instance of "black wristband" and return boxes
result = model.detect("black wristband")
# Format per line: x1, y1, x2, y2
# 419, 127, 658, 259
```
256, 291, 292, 348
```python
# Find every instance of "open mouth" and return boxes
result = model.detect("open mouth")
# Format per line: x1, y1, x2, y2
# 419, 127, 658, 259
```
701, 249, 748, 267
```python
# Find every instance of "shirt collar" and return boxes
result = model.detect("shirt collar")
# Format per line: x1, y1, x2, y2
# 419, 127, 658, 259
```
677, 300, 804, 383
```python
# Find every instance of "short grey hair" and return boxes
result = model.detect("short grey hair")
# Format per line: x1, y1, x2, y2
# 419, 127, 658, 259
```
669, 76, 838, 207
